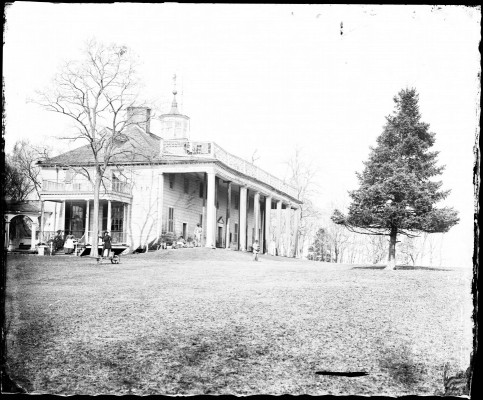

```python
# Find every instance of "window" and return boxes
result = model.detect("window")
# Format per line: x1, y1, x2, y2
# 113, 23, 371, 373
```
199, 214, 203, 227
111, 203, 124, 233
199, 182, 204, 198
234, 194, 239, 210
66, 202, 84, 237
102, 203, 108, 231
234, 223, 238, 244
168, 207, 174, 232
112, 173, 124, 192
169, 174, 175, 189
184, 177, 189, 194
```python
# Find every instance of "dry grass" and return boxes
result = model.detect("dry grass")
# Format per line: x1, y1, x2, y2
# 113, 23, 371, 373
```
5, 248, 473, 395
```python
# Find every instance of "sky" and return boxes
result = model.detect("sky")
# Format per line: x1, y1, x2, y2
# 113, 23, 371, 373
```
3, 3, 480, 268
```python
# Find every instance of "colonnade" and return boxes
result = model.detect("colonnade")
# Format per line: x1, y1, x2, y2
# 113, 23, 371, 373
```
199, 171, 300, 255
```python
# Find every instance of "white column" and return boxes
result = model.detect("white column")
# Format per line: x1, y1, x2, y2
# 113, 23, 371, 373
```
254, 192, 260, 242
107, 200, 112, 233
264, 196, 272, 254
157, 173, 164, 238
126, 203, 132, 247
285, 205, 292, 257
58, 201, 66, 232
5, 221, 10, 249
225, 182, 232, 249
239, 186, 248, 251
294, 207, 300, 258
85, 200, 90, 243
260, 201, 265, 253
40, 201, 45, 242
205, 171, 216, 248
53, 203, 57, 234
276, 200, 282, 255
30, 221, 38, 250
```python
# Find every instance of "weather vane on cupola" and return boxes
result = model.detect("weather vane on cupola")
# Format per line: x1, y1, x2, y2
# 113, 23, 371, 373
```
170, 73, 179, 114
160, 73, 190, 141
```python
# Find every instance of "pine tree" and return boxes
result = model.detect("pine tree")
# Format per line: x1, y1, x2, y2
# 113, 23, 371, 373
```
332, 88, 459, 269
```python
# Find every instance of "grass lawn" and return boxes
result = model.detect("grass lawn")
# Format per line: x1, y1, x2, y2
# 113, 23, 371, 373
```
5, 248, 473, 395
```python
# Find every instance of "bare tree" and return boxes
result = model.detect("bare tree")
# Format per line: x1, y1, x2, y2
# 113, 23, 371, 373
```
4, 159, 31, 201
8, 140, 52, 199
285, 145, 320, 258
33, 39, 151, 254
365, 235, 387, 264
327, 222, 351, 263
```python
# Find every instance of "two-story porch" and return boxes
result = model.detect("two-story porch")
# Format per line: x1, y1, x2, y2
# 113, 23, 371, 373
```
39, 177, 132, 245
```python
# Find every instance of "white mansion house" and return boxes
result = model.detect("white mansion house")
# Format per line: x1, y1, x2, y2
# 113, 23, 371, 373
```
36, 90, 302, 255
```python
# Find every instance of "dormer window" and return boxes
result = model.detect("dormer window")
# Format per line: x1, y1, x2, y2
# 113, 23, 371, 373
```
65, 169, 73, 183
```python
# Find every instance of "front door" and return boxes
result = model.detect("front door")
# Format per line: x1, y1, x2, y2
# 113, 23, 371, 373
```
217, 226, 223, 248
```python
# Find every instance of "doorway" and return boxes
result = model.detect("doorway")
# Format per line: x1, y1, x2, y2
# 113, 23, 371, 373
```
217, 226, 223, 248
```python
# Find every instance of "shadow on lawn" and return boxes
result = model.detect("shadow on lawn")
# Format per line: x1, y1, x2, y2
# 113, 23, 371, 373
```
66, 330, 273, 395
377, 341, 427, 390
352, 265, 451, 271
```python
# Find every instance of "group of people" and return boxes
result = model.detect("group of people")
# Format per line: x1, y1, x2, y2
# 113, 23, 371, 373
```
50, 230, 112, 257
52, 230, 76, 254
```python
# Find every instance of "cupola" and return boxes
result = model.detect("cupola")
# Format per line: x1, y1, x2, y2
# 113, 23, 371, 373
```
159, 75, 190, 140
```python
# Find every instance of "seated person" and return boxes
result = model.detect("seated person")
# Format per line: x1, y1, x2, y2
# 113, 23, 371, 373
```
176, 236, 186, 248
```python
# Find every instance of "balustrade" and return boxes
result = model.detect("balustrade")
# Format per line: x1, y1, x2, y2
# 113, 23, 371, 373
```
162, 139, 298, 198
42, 180, 131, 195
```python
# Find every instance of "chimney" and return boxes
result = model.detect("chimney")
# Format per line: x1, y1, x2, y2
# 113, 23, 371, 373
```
126, 106, 151, 133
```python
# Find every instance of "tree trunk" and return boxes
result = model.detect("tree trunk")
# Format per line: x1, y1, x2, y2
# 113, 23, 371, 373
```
91, 171, 101, 258
386, 228, 397, 270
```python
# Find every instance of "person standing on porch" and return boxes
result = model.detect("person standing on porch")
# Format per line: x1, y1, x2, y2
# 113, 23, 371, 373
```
64, 232, 75, 254
102, 231, 112, 259
194, 224, 202, 247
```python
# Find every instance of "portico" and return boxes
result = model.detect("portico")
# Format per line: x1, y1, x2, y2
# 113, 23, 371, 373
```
153, 161, 300, 254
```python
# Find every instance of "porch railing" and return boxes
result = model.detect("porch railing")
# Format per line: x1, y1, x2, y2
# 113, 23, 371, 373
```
38, 230, 128, 246
41, 180, 131, 195
162, 139, 299, 199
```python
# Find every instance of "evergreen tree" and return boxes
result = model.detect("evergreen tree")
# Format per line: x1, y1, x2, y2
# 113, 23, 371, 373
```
312, 227, 330, 261
332, 88, 459, 269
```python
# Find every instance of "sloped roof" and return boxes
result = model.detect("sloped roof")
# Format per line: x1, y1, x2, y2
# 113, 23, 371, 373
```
41, 125, 164, 166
